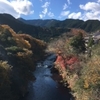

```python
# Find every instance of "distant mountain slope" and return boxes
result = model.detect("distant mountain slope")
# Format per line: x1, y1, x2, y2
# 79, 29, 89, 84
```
18, 18, 60, 27
1, 13, 100, 42
18, 18, 100, 32
0, 13, 40, 38
0, 14, 71, 41
80, 20, 100, 32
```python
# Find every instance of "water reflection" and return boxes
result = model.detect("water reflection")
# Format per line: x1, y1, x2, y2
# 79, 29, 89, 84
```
24, 54, 72, 100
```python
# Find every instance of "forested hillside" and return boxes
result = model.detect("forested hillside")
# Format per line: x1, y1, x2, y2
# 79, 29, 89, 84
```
0, 14, 71, 41
18, 18, 100, 32
0, 25, 46, 100
0, 13, 100, 42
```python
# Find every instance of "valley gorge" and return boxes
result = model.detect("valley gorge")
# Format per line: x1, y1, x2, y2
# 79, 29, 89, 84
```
0, 13, 100, 100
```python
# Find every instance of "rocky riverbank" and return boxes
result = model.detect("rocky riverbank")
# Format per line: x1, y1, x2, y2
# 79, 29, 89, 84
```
23, 54, 73, 100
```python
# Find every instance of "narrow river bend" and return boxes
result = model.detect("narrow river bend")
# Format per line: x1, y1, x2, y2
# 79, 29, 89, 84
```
24, 54, 73, 100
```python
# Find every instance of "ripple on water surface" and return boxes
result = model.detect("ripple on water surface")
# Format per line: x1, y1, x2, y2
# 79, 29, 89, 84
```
25, 54, 72, 100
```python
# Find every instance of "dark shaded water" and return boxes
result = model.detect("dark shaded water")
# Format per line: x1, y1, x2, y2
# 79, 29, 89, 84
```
24, 54, 73, 100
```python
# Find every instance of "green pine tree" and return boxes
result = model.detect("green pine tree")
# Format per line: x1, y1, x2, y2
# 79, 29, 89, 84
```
88, 37, 94, 47
70, 32, 86, 53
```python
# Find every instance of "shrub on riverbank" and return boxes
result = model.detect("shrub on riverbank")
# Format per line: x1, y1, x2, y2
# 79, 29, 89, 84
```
0, 61, 13, 100
72, 45, 100, 100
48, 34, 100, 100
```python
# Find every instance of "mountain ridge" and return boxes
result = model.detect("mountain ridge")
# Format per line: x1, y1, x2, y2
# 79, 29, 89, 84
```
18, 17, 100, 32
0, 13, 77, 41
0, 13, 100, 41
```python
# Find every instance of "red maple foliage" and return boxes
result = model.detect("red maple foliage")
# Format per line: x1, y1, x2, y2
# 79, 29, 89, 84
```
66, 56, 79, 65
55, 54, 79, 70
55, 55, 65, 68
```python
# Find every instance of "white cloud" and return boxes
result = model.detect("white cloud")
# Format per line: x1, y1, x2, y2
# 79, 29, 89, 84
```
39, 2, 50, 18
0, 0, 19, 17
61, 11, 70, 16
40, 8, 54, 19
11, 0, 34, 15
39, 1, 54, 18
67, 0, 71, 5
63, 3, 68, 10
0, 0, 34, 18
39, 14, 45, 19
98, 0, 100, 3
48, 12, 54, 18
62, 0, 100, 21
42, 8, 48, 14
68, 12, 82, 19
59, 10, 70, 19
80, 2, 100, 12
42, 2, 50, 8
79, 1, 100, 20
81, 11, 100, 21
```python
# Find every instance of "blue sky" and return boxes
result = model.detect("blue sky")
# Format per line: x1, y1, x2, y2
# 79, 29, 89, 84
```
0, 0, 100, 20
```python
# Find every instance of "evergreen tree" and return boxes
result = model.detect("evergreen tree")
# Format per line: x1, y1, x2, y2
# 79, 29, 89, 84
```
70, 32, 86, 53
88, 37, 94, 47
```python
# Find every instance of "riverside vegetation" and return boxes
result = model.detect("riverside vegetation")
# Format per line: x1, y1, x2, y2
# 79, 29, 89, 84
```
47, 32, 100, 100
0, 21, 100, 100
0, 25, 46, 100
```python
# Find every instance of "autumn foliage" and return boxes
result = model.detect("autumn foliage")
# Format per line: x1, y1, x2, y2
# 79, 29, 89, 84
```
55, 54, 79, 70
48, 33, 100, 100
0, 25, 46, 100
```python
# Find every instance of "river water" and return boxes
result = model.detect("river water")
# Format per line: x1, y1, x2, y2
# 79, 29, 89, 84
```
24, 54, 73, 100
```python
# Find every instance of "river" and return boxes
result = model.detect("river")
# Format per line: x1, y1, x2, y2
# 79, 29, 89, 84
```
24, 54, 73, 100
